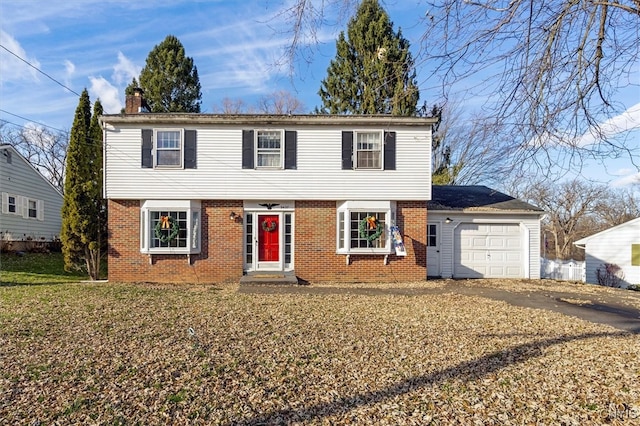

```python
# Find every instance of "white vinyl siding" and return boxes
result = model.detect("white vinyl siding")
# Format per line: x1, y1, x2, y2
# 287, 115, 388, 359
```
104, 126, 431, 200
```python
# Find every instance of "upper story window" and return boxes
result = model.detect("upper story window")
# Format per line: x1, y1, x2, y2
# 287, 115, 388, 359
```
242, 130, 297, 170
355, 131, 383, 169
156, 130, 182, 167
342, 130, 395, 170
256, 130, 283, 168
141, 129, 197, 169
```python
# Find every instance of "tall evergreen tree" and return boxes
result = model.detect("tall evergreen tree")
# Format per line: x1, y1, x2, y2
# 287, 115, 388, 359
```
126, 35, 202, 112
61, 90, 105, 280
317, 0, 419, 115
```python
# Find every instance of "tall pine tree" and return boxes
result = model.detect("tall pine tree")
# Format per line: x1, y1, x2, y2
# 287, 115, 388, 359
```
126, 35, 202, 112
61, 90, 105, 280
317, 0, 419, 116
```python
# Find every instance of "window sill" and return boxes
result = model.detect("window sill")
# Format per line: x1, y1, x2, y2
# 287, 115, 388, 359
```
337, 249, 391, 255
141, 248, 200, 255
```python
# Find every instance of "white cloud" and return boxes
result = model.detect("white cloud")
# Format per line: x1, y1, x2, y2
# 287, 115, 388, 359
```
64, 60, 75, 76
577, 103, 640, 147
112, 52, 140, 86
611, 171, 640, 188
88, 76, 121, 114
0, 30, 40, 83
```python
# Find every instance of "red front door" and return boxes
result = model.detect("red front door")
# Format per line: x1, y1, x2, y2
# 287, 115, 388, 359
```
258, 214, 279, 262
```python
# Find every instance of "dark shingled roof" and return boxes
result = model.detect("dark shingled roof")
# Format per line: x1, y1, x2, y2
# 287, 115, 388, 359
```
428, 185, 544, 212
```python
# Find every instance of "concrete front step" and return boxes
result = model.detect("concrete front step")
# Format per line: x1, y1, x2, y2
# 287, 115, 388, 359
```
239, 271, 299, 285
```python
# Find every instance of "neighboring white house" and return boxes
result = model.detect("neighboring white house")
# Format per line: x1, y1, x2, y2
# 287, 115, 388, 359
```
0, 144, 63, 248
574, 217, 640, 288
427, 185, 544, 279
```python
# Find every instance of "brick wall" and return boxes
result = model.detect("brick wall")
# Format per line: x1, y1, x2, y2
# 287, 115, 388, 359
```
294, 200, 427, 283
108, 199, 427, 284
108, 199, 243, 283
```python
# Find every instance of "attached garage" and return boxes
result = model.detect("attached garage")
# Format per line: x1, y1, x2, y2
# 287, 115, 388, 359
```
454, 223, 523, 278
427, 186, 544, 279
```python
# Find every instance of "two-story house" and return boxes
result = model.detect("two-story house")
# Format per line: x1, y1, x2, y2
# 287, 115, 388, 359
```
100, 93, 436, 284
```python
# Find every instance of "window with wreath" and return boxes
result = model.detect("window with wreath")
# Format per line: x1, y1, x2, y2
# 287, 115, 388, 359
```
140, 200, 201, 254
336, 201, 394, 254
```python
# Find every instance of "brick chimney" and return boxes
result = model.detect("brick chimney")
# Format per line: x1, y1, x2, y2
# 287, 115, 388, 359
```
125, 87, 148, 114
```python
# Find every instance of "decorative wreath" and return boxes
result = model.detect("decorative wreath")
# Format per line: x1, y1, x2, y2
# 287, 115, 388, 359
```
154, 215, 180, 243
261, 220, 277, 232
359, 216, 384, 242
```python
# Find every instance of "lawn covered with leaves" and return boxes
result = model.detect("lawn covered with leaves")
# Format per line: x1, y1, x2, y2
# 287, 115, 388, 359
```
1, 281, 638, 425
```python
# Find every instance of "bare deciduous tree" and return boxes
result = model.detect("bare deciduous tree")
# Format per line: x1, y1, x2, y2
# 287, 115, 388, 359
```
431, 101, 511, 185
0, 121, 68, 192
214, 97, 250, 114
256, 90, 306, 114
213, 91, 305, 114
520, 178, 639, 260
277, 1, 640, 171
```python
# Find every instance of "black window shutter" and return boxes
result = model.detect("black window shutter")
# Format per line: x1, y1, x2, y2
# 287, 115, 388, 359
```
384, 131, 396, 170
341, 131, 353, 170
141, 129, 153, 168
284, 130, 297, 169
184, 130, 197, 169
242, 130, 254, 169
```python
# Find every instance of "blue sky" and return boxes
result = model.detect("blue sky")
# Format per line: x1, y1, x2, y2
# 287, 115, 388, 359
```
1, 0, 638, 189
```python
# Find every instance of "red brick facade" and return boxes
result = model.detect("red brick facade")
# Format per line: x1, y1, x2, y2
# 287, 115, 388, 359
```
108, 199, 427, 284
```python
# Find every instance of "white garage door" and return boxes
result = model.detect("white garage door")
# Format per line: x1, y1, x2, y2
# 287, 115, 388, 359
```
454, 223, 523, 278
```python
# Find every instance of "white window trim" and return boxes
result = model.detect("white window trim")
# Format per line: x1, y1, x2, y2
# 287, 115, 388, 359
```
154, 128, 184, 169
2, 192, 19, 215
336, 200, 395, 254
354, 130, 384, 170
2, 193, 43, 220
255, 129, 284, 169
140, 200, 201, 254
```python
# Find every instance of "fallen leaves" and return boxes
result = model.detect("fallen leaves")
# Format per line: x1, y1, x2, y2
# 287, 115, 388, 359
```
0, 281, 638, 425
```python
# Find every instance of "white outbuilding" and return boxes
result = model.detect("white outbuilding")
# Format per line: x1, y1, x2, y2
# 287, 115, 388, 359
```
574, 217, 640, 288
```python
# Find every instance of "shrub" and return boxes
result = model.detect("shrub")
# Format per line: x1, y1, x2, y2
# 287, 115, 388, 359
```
595, 263, 624, 288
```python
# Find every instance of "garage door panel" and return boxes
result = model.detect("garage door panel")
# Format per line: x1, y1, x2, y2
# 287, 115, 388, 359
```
454, 223, 523, 279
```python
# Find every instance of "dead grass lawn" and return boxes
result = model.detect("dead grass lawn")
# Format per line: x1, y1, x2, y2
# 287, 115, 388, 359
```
1, 281, 638, 425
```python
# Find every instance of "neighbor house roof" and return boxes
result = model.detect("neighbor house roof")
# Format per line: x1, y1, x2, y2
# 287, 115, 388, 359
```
574, 217, 640, 246
427, 185, 544, 213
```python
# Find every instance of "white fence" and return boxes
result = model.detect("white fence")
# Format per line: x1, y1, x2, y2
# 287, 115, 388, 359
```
540, 258, 585, 282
